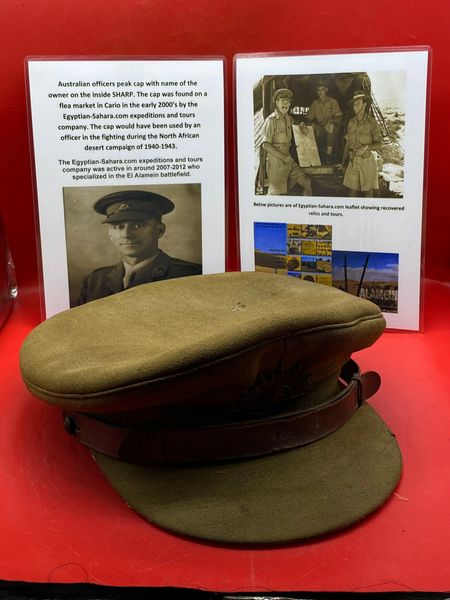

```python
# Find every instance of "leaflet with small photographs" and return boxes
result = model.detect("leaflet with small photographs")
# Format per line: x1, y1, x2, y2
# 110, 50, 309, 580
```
27, 58, 225, 317
236, 48, 429, 330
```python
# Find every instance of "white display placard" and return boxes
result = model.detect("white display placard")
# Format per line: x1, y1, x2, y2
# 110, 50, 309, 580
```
27, 58, 225, 317
236, 49, 429, 331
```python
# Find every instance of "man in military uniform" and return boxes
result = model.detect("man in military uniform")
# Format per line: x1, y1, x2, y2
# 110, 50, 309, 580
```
262, 88, 312, 196
77, 190, 202, 305
304, 80, 343, 164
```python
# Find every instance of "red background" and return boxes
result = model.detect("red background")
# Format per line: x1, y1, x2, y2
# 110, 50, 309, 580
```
1, 0, 450, 591
1, 0, 449, 284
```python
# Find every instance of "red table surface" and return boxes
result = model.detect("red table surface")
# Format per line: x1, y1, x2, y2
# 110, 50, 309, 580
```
0, 278, 449, 592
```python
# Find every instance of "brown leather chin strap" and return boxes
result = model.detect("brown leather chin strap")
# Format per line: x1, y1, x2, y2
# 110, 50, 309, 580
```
63, 359, 381, 465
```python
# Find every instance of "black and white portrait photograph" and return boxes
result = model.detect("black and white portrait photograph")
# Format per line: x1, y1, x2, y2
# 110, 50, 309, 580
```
253, 71, 405, 198
63, 183, 202, 307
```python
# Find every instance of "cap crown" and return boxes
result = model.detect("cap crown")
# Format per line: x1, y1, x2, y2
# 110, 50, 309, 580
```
21, 272, 385, 424
94, 190, 174, 223
274, 88, 293, 102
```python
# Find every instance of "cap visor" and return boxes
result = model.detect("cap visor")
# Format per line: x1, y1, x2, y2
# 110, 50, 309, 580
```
92, 403, 402, 544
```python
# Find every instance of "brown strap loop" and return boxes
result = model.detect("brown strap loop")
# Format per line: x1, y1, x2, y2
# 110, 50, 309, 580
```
63, 359, 381, 465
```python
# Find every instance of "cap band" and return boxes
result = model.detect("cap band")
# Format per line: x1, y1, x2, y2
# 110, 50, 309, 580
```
63, 360, 381, 465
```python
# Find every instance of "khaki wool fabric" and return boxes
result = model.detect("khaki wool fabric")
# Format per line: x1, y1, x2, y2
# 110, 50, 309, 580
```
21, 272, 384, 413
20, 271, 401, 544
94, 404, 401, 543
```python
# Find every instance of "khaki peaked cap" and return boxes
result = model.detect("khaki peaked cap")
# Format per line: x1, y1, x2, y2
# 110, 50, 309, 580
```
20, 272, 401, 544
274, 88, 294, 102
94, 189, 175, 223
21, 271, 384, 413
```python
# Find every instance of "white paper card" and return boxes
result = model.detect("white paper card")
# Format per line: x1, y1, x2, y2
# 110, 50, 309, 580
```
27, 58, 225, 317
236, 49, 429, 330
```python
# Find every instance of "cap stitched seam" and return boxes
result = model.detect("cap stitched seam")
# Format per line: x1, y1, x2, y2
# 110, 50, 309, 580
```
22, 312, 384, 401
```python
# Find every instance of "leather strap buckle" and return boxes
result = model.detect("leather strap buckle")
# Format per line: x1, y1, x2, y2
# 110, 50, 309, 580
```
352, 370, 364, 407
